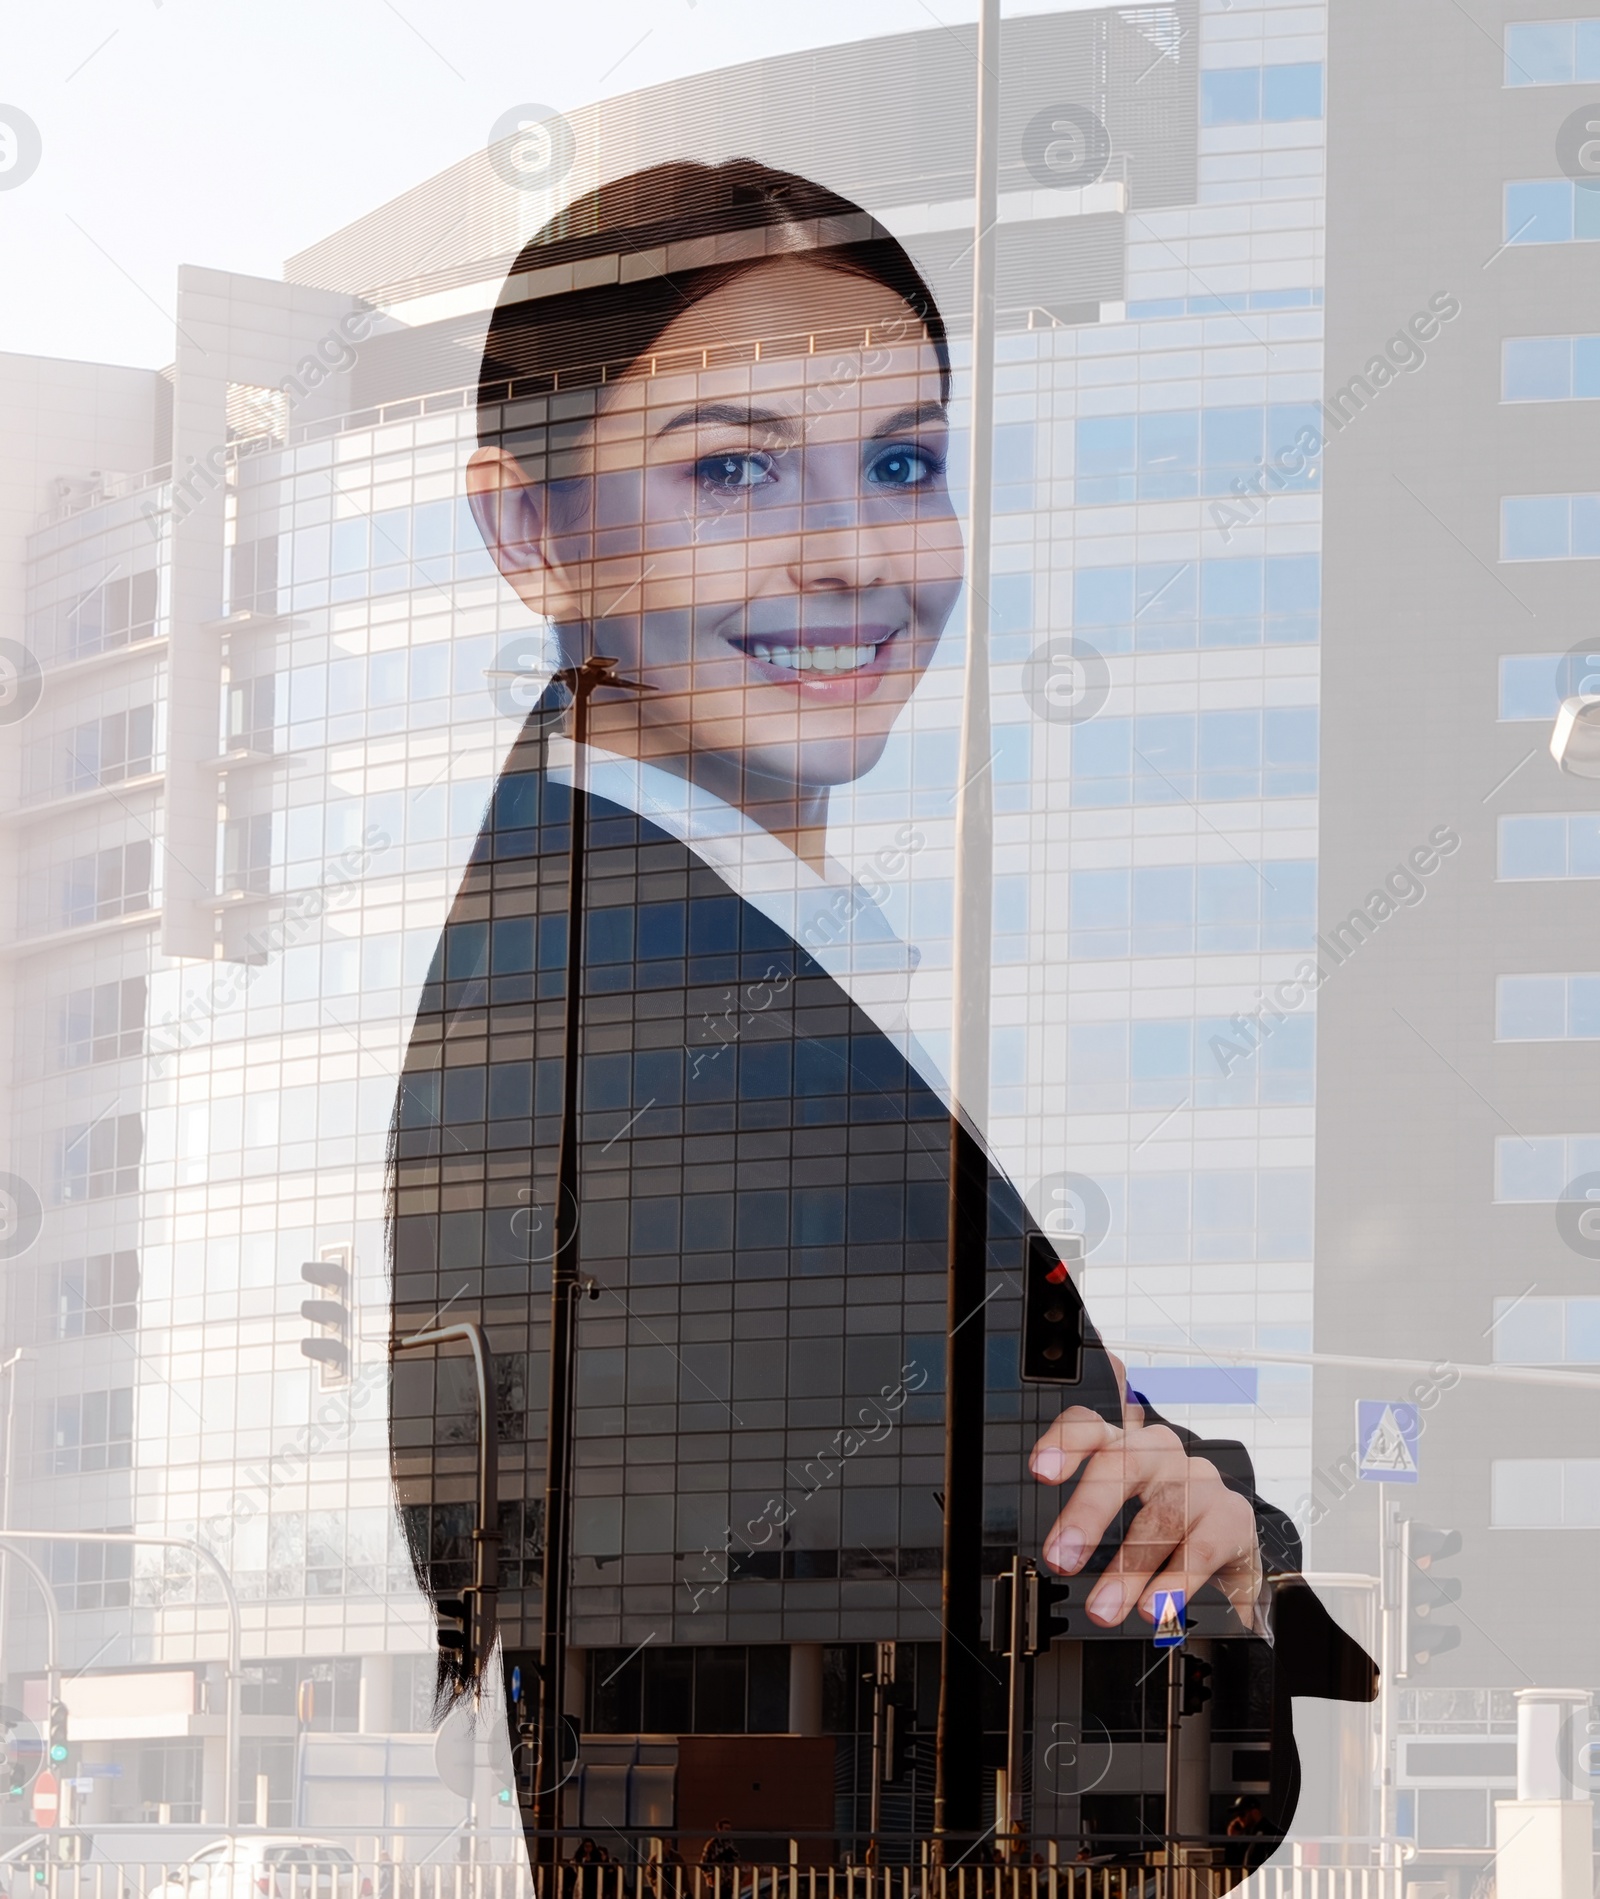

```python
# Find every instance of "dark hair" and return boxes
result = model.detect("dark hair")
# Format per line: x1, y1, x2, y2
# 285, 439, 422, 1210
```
477, 157, 950, 443
475, 155, 952, 723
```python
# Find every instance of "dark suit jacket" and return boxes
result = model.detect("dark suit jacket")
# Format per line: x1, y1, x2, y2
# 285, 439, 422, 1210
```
388, 719, 1374, 1844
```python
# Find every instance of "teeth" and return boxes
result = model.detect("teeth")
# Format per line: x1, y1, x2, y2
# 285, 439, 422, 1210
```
754, 642, 882, 674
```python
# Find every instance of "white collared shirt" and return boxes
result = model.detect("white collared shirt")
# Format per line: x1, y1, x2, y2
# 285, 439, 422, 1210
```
544, 738, 949, 1099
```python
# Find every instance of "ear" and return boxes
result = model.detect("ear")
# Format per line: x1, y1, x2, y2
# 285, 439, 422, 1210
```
466, 446, 555, 610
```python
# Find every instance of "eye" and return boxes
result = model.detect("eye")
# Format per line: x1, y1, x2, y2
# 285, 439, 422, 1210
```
868, 444, 942, 488
696, 452, 777, 493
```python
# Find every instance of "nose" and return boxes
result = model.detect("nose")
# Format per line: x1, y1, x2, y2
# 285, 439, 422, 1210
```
784, 445, 919, 593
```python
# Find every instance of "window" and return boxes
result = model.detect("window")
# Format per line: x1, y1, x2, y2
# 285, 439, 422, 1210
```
1068, 1013, 1314, 1113
1496, 974, 1600, 1039
1074, 554, 1319, 651
44, 1537, 133, 1610
29, 840, 154, 934
1503, 179, 1600, 245
137, 1738, 204, 1824
1067, 859, 1316, 960
58, 977, 146, 1067
47, 1251, 140, 1337
1200, 63, 1324, 125
1501, 493, 1600, 559
1494, 1133, 1600, 1201
1075, 405, 1322, 507
1069, 707, 1318, 805
29, 704, 157, 802
1502, 335, 1600, 401
227, 674, 278, 753
1499, 650, 1600, 718
46, 566, 159, 664
55, 1111, 143, 1202
1491, 1297, 1600, 1364
39, 1386, 134, 1474
1497, 812, 1600, 878
1491, 1460, 1600, 1526
1504, 19, 1600, 85
586, 1643, 790, 1734
222, 813, 274, 895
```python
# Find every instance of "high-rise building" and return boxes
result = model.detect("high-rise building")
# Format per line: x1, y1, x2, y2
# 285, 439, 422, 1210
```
15, 0, 1560, 1873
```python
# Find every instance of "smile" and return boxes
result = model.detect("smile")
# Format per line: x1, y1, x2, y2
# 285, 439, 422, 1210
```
746, 636, 892, 675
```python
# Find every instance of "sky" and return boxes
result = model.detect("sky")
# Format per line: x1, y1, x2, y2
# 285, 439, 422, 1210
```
0, 0, 1102, 371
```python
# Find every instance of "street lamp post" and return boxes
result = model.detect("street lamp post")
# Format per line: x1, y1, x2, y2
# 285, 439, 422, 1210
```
0, 1530, 240, 1827
531, 656, 653, 1871
936, 0, 1002, 1854
0, 1350, 29, 1702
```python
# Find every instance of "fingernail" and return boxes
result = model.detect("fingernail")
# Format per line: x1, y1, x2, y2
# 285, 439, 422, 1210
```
1090, 1581, 1124, 1625
1032, 1447, 1066, 1482
1045, 1528, 1084, 1573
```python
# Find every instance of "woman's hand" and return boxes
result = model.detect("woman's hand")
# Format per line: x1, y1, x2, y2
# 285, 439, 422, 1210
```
1029, 1351, 1265, 1632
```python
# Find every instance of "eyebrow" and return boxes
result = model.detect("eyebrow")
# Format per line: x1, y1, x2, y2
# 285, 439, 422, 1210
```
653, 397, 950, 441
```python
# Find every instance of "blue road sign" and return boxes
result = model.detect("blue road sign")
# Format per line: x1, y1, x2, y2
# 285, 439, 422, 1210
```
1152, 1588, 1186, 1647
1356, 1399, 1420, 1484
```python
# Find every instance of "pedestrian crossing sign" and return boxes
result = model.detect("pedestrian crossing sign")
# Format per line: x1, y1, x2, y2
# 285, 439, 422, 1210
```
1356, 1399, 1420, 1484
1152, 1588, 1186, 1647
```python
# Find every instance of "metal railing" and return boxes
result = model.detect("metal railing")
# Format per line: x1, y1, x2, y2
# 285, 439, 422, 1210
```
0, 1857, 1411, 1899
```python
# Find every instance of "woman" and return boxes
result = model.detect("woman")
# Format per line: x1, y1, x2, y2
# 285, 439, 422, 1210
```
388, 158, 1371, 1869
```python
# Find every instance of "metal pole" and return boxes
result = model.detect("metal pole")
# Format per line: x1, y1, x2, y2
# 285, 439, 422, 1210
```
393, 1323, 501, 1670
0, 1539, 61, 1711
1002, 1560, 1029, 1854
1163, 1649, 1181, 1873
1377, 1498, 1397, 1862
936, 0, 1001, 1854
533, 657, 652, 1870
868, 1644, 889, 1857
0, 1351, 28, 1700
0, 1529, 240, 1828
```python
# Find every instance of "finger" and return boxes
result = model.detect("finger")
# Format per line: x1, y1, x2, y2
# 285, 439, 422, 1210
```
1081, 1482, 1196, 1624
1029, 1406, 1121, 1485
1133, 1494, 1263, 1628
1040, 1427, 1191, 1575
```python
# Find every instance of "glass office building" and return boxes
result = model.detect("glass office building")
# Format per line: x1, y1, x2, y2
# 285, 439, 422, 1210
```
8, 0, 1585, 1878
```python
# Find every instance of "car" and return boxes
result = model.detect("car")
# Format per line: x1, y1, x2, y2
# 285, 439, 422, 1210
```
168, 1841, 371, 1899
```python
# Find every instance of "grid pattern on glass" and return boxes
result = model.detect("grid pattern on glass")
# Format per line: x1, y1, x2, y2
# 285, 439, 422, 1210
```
1075, 403, 1323, 504
58, 976, 147, 1067
1067, 707, 1318, 805
1504, 18, 1600, 84
25, 556, 161, 666
22, 838, 155, 935
54, 1111, 142, 1202
1495, 973, 1600, 1039
1491, 1297, 1600, 1364
1495, 1133, 1600, 1200
1200, 63, 1325, 125
1497, 812, 1600, 878
1067, 1014, 1314, 1112
25, 701, 159, 803
1072, 554, 1321, 651
1066, 859, 1317, 959
37, 1386, 134, 1474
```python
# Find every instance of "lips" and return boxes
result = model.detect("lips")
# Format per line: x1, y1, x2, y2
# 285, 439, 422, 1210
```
730, 623, 902, 691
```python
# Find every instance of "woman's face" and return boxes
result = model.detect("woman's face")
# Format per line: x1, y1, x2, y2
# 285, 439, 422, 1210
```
469, 257, 963, 794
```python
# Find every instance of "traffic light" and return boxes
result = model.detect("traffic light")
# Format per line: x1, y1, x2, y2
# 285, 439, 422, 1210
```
1180, 1654, 1214, 1718
1020, 1233, 1085, 1383
991, 1559, 1072, 1656
436, 1592, 474, 1666
1401, 1521, 1463, 1674
47, 1702, 67, 1766
299, 1255, 351, 1383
